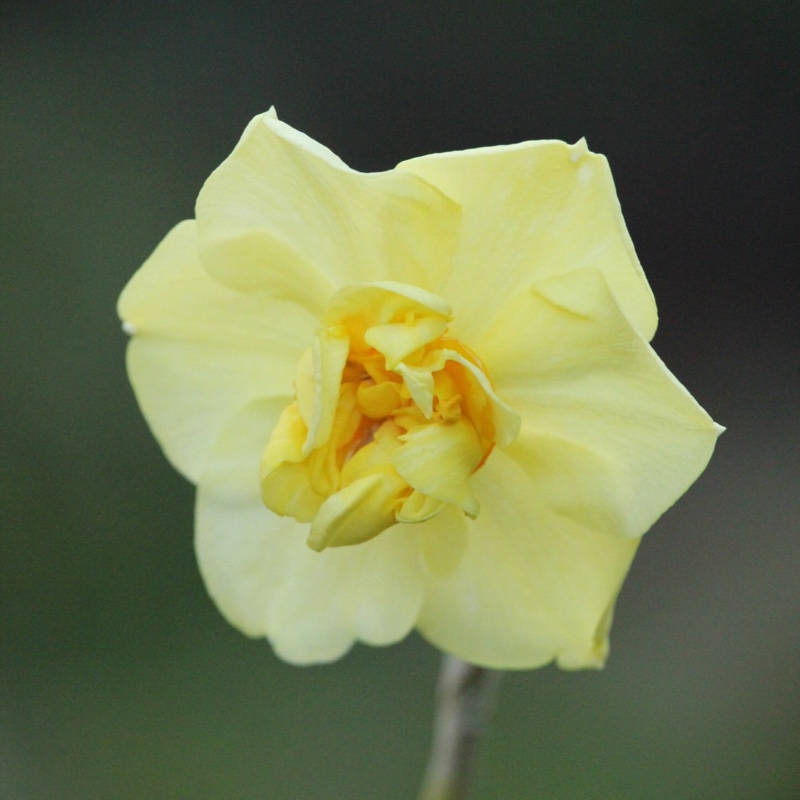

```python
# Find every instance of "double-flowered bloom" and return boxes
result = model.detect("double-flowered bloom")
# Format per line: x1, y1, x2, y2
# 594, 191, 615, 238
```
119, 109, 721, 669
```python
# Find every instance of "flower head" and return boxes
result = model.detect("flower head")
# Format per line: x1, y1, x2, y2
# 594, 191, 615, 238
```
119, 109, 721, 669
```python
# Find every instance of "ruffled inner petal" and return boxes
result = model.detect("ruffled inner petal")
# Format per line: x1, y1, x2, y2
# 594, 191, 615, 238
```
308, 471, 410, 551
296, 326, 350, 456
393, 419, 482, 517
259, 280, 515, 550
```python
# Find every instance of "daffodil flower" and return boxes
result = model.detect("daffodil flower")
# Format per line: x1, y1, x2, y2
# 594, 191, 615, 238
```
119, 109, 721, 669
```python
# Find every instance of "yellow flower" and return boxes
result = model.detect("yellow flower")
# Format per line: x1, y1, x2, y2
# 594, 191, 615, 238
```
118, 109, 722, 669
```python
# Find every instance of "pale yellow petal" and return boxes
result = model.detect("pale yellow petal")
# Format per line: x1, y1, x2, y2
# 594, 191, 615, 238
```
307, 471, 409, 551
323, 281, 453, 327
296, 326, 350, 456
366, 315, 449, 369
397, 490, 445, 524
118, 221, 313, 481
393, 418, 482, 517
259, 402, 326, 522
196, 399, 317, 638
357, 380, 404, 419
417, 447, 640, 670
195, 114, 460, 303
440, 349, 521, 447
394, 361, 438, 418
260, 460, 325, 523
266, 523, 424, 664
259, 403, 306, 474
416, 503, 469, 574
196, 401, 426, 664
398, 139, 657, 341
478, 267, 722, 540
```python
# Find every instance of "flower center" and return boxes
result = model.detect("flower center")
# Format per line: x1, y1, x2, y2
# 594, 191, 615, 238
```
260, 281, 520, 551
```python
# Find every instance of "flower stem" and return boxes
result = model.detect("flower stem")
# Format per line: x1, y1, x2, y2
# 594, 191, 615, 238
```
418, 654, 502, 800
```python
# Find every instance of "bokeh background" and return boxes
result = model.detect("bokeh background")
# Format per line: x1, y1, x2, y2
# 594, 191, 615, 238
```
2, 2, 798, 798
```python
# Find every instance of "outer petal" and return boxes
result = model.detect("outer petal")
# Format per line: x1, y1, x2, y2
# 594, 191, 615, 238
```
478, 267, 723, 540
195, 400, 426, 664
195, 112, 460, 307
417, 448, 640, 670
398, 139, 658, 342
118, 220, 315, 481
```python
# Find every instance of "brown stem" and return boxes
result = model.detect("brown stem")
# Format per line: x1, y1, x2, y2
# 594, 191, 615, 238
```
418, 654, 502, 800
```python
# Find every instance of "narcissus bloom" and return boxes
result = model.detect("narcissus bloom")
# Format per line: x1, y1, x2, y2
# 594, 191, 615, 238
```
119, 109, 721, 669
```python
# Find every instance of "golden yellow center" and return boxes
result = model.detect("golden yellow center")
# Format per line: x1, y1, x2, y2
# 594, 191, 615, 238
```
260, 281, 520, 551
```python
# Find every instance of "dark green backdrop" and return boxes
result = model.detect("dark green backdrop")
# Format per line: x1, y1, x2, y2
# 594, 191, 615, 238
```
2, 3, 798, 798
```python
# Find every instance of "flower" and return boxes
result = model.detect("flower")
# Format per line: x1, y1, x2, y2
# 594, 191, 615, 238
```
118, 109, 722, 669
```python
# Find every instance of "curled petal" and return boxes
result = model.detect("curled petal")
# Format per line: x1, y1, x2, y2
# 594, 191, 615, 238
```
394, 361, 438, 419
296, 326, 350, 456
440, 349, 521, 447
366, 316, 449, 369
397, 490, 445, 524
323, 280, 453, 328
259, 404, 326, 523
393, 418, 483, 517
307, 471, 410, 551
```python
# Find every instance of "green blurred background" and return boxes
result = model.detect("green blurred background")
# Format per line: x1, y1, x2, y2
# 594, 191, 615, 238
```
2, 2, 798, 798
